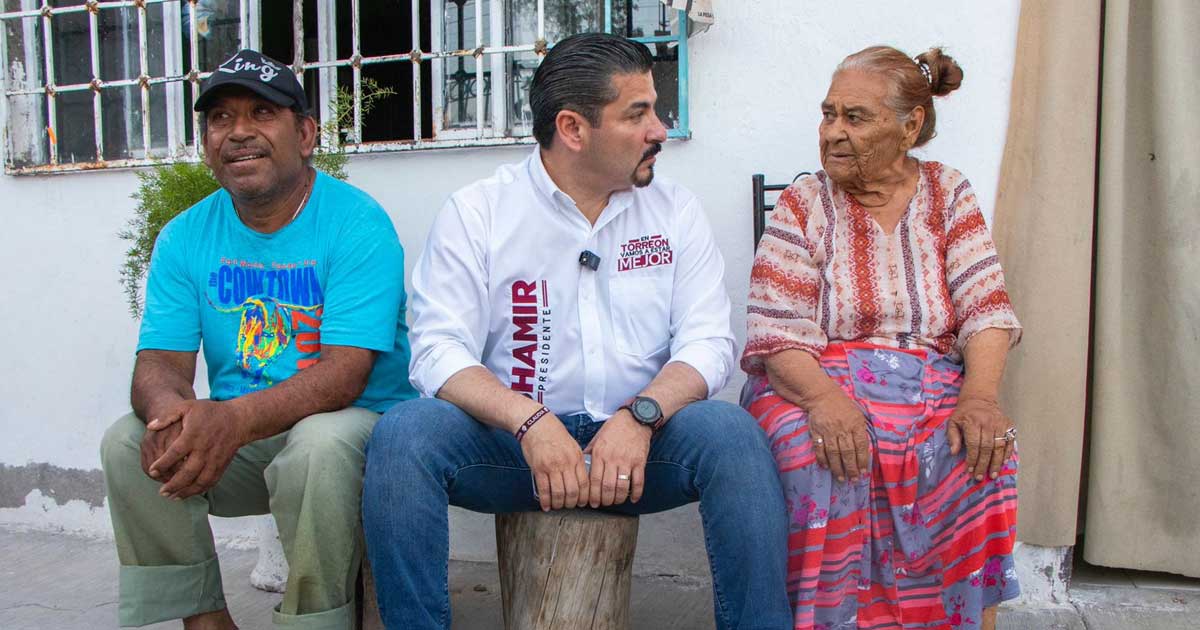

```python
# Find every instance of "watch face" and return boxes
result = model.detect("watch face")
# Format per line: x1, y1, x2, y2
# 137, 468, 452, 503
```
632, 398, 660, 423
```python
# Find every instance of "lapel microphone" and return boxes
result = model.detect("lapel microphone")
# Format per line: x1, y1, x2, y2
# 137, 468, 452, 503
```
578, 250, 601, 271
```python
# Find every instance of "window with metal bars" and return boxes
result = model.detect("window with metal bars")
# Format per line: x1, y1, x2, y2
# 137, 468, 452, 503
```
0, 0, 690, 175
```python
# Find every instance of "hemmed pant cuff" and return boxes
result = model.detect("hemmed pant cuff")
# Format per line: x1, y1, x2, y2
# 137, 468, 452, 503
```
118, 556, 226, 627
273, 598, 356, 630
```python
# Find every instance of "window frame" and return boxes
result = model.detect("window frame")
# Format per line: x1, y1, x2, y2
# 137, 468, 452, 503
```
0, 0, 690, 175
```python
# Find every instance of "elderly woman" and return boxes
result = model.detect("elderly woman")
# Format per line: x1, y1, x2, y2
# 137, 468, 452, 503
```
741, 46, 1021, 630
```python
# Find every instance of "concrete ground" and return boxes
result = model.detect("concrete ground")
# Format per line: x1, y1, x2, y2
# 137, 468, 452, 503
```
0, 529, 713, 629
1, 528, 1196, 629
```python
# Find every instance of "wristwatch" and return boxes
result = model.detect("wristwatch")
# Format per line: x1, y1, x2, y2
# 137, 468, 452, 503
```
621, 396, 664, 432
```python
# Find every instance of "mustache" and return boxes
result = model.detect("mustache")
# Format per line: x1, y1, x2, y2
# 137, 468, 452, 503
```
222, 141, 270, 160
641, 143, 662, 161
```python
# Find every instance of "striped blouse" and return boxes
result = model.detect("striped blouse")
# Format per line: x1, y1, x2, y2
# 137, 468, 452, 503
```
742, 160, 1021, 374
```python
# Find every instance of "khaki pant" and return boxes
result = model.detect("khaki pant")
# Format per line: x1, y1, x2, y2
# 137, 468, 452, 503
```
100, 407, 379, 629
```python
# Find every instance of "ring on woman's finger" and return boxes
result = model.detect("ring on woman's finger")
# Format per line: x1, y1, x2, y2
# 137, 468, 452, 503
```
616, 473, 630, 481
1004, 427, 1017, 441
814, 436, 824, 445
992, 436, 1008, 442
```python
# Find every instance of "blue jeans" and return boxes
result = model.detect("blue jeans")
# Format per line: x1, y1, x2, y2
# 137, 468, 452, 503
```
362, 398, 791, 630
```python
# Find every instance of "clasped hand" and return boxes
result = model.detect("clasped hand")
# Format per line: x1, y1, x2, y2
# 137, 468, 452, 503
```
520, 411, 650, 512
139, 399, 247, 500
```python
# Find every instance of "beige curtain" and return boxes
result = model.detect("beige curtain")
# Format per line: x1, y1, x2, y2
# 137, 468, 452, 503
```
1084, 0, 1200, 576
991, 1, 1101, 546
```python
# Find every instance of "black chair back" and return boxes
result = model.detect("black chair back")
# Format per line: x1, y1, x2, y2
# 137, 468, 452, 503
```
752, 172, 811, 248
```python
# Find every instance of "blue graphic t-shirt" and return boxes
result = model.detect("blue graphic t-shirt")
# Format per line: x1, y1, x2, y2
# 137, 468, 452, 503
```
137, 171, 416, 412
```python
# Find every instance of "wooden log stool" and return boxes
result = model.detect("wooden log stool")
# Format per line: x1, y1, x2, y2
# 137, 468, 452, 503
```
495, 510, 639, 630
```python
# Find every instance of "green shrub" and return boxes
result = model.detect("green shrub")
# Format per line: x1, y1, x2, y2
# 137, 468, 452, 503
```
119, 162, 219, 318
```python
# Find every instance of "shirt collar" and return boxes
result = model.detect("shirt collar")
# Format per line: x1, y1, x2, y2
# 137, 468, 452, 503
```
527, 148, 636, 227
528, 148, 573, 212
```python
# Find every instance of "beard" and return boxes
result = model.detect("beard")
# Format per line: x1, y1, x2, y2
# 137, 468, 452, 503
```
633, 163, 655, 188
630, 142, 662, 188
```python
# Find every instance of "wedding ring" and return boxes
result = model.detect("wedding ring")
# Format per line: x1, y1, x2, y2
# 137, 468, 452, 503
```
616, 474, 630, 481
814, 437, 825, 445
1004, 427, 1017, 441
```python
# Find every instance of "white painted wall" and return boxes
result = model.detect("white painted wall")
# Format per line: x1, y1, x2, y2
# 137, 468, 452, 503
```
0, 0, 1021, 578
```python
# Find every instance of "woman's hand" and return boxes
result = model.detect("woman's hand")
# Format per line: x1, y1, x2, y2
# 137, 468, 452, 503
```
763, 349, 872, 483
807, 387, 871, 483
948, 397, 1015, 482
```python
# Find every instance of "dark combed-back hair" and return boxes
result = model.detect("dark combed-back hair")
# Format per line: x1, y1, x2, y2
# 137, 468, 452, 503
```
530, 32, 654, 148
836, 45, 964, 148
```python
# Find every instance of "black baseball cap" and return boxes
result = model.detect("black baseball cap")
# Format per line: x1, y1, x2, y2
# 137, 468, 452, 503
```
194, 49, 309, 115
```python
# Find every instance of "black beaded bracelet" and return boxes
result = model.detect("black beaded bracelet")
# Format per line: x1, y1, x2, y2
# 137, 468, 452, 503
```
514, 406, 550, 442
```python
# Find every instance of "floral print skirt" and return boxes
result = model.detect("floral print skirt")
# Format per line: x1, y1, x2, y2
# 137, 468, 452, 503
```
742, 342, 1019, 630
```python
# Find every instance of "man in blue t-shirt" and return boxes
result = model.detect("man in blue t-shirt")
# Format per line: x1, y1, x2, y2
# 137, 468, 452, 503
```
99, 49, 415, 630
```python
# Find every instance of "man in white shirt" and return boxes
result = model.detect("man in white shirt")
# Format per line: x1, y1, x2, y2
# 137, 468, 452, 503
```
361, 33, 789, 630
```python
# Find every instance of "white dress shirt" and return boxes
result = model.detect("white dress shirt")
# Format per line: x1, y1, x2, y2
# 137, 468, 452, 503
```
409, 149, 735, 421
